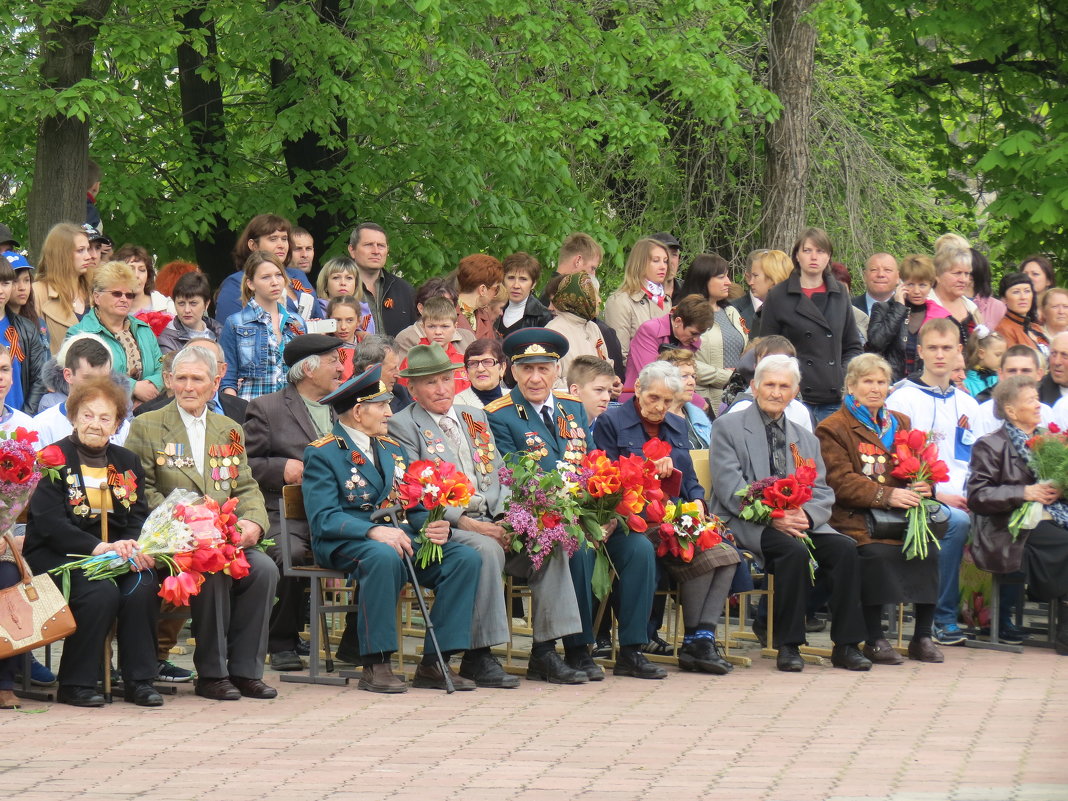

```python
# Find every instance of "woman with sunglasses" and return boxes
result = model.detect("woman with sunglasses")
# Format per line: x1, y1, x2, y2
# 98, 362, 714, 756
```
66, 261, 163, 405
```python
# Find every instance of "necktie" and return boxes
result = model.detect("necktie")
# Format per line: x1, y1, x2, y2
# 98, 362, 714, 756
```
541, 405, 555, 433
439, 415, 476, 480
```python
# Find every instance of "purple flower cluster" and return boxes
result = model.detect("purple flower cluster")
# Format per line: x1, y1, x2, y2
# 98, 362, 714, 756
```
503, 503, 579, 572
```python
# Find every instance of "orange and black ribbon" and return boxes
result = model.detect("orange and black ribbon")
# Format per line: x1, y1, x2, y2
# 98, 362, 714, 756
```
351, 450, 365, 465
4, 326, 23, 362
228, 429, 245, 455
790, 442, 815, 471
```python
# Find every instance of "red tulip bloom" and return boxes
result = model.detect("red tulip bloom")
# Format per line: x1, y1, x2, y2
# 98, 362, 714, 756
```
37, 444, 65, 468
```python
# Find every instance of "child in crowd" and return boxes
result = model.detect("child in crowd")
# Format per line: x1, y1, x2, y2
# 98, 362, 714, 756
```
394, 279, 475, 360
156, 271, 221, 354
567, 355, 617, 427
327, 295, 364, 380
0, 258, 45, 414
396, 296, 470, 392
963, 328, 1006, 401
3, 250, 48, 351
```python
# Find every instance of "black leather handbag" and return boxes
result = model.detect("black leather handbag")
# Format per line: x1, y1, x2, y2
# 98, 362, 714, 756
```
866, 503, 950, 540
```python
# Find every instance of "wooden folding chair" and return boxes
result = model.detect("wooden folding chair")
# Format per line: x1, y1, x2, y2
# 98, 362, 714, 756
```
278, 485, 357, 685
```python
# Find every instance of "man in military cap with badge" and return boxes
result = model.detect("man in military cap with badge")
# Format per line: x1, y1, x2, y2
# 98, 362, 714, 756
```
388, 343, 518, 688
126, 344, 280, 700
245, 334, 344, 672
487, 328, 664, 681
302, 364, 482, 693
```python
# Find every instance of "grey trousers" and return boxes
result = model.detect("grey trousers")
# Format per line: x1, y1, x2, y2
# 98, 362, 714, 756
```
188, 548, 278, 679
450, 528, 510, 649
524, 547, 583, 643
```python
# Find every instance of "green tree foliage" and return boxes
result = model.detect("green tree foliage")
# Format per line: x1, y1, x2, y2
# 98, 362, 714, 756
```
865, 0, 1068, 268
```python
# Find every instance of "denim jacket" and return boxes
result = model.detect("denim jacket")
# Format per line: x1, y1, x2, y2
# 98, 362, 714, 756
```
220, 300, 306, 400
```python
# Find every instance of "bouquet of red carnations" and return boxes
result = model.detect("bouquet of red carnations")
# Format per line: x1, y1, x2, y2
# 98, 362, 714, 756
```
890, 429, 950, 558
50, 489, 251, 605
736, 465, 819, 580
398, 460, 475, 568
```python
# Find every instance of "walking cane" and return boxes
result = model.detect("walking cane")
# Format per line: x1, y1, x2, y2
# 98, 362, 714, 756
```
371, 505, 455, 693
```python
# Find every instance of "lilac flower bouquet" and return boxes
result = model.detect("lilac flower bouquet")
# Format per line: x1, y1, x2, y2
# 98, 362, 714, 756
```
499, 452, 585, 572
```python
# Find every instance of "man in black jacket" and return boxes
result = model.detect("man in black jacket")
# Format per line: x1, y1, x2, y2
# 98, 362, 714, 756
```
347, 223, 417, 337
1040, 332, 1068, 405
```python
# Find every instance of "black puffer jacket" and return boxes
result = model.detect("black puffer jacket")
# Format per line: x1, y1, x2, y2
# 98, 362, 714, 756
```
865, 299, 909, 382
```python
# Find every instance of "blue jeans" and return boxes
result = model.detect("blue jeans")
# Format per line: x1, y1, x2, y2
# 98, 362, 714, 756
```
935, 505, 971, 628
804, 401, 841, 424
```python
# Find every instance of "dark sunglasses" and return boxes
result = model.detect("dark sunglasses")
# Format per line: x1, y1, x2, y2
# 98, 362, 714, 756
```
103, 290, 137, 300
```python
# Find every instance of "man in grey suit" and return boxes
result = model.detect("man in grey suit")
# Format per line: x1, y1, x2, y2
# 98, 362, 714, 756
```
388, 344, 518, 688
709, 354, 870, 673
245, 335, 344, 671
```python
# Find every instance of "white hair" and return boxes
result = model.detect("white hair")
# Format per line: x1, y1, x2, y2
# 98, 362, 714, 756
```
753, 354, 800, 388
636, 360, 683, 395
172, 344, 219, 380
287, 354, 321, 385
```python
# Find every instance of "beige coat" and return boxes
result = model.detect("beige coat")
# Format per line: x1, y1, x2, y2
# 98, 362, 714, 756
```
603, 288, 668, 362
546, 311, 615, 389
695, 304, 748, 410
33, 280, 82, 355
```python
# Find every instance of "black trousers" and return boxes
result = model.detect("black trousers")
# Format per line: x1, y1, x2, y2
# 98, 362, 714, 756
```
58, 568, 160, 687
760, 527, 866, 648
266, 532, 312, 653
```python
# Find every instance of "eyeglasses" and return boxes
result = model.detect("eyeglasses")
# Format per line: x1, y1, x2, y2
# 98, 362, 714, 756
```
467, 358, 500, 369
102, 290, 137, 300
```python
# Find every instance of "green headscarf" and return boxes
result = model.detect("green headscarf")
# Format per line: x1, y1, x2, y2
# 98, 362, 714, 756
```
553, 273, 598, 321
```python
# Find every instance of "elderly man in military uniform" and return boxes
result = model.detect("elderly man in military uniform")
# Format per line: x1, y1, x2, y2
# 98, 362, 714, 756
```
388, 344, 517, 687
301, 365, 482, 693
126, 345, 279, 701
487, 328, 664, 681
245, 334, 344, 672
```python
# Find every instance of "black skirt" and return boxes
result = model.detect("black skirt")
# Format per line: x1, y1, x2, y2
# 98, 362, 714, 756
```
1023, 521, 1068, 601
856, 542, 939, 606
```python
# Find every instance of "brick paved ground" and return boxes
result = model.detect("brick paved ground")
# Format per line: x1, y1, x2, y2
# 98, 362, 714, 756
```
2, 635, 1065, 801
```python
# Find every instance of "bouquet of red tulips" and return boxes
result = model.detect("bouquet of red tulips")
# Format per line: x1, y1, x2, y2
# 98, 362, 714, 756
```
398, 460, 476, 568
890, 429, 949, 559
736, 464, 819, 580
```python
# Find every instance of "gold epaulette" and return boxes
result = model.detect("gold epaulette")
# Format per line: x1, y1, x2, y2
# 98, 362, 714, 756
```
554, 392, 580, 402
310, 434, 343, 448
485, 395, 513, 413
378, 435, 401, 446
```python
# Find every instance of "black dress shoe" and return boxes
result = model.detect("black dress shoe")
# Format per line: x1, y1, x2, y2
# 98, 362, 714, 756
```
776, 644, 804, 672
678, 639, 732, 675
412, 662, 477, 691
459, 651, 520, 688
195, 677, 241, 701
526, 650, 588, 684
57, 685, 105, 707
295, 638, 311, 657
565, 648, 606, 682
613, 647, 667, 679
269, 650, 304, 671
124, 680, 164, 707
229, 676, 279, 699
831, 644, 873, 671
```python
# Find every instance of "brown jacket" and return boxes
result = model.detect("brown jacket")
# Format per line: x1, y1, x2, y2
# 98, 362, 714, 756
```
816, 406, 912, 546
33, 280, 81, 355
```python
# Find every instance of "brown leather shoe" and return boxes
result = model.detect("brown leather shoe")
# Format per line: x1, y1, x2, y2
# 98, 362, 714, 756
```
195, 677, 241, 701
358, 662, 407, 694
907, 636, 944, 663
229, 676, 278, 699
863, 638, 904, 665
412, 662, 477, 691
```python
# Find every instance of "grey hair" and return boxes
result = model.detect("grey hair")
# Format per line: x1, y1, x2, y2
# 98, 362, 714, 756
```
992, 374, 1038, 421
171, 344, 218, 380
636, 361, 683, 395
287, 354, 321, 385
353, 334, 399, 373
753, 354, 801, 388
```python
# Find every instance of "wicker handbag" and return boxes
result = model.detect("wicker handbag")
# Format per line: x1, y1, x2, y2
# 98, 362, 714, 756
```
0, 533, 77, 659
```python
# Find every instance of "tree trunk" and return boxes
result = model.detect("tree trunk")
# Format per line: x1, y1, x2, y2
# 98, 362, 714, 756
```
26, 0, 114, 261
762, 0, 817, 251
176, 1, 234, 286
269, 0, 348, 265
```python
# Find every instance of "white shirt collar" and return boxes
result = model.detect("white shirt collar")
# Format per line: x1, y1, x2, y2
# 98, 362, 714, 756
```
340, 422, 372, 457
177, 403, 208, 428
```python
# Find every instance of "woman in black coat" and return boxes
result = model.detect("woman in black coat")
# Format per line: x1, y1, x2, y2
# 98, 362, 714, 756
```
757, 228, 863, 423
24, 377, 161, 706
966, 375, 1068, 654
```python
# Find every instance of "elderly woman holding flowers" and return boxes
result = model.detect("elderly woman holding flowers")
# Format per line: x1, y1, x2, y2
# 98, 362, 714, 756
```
594, 360, 741, 675
815, 354, 944, 665
24, 376, 161, 707
967, 375, 1068, 655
